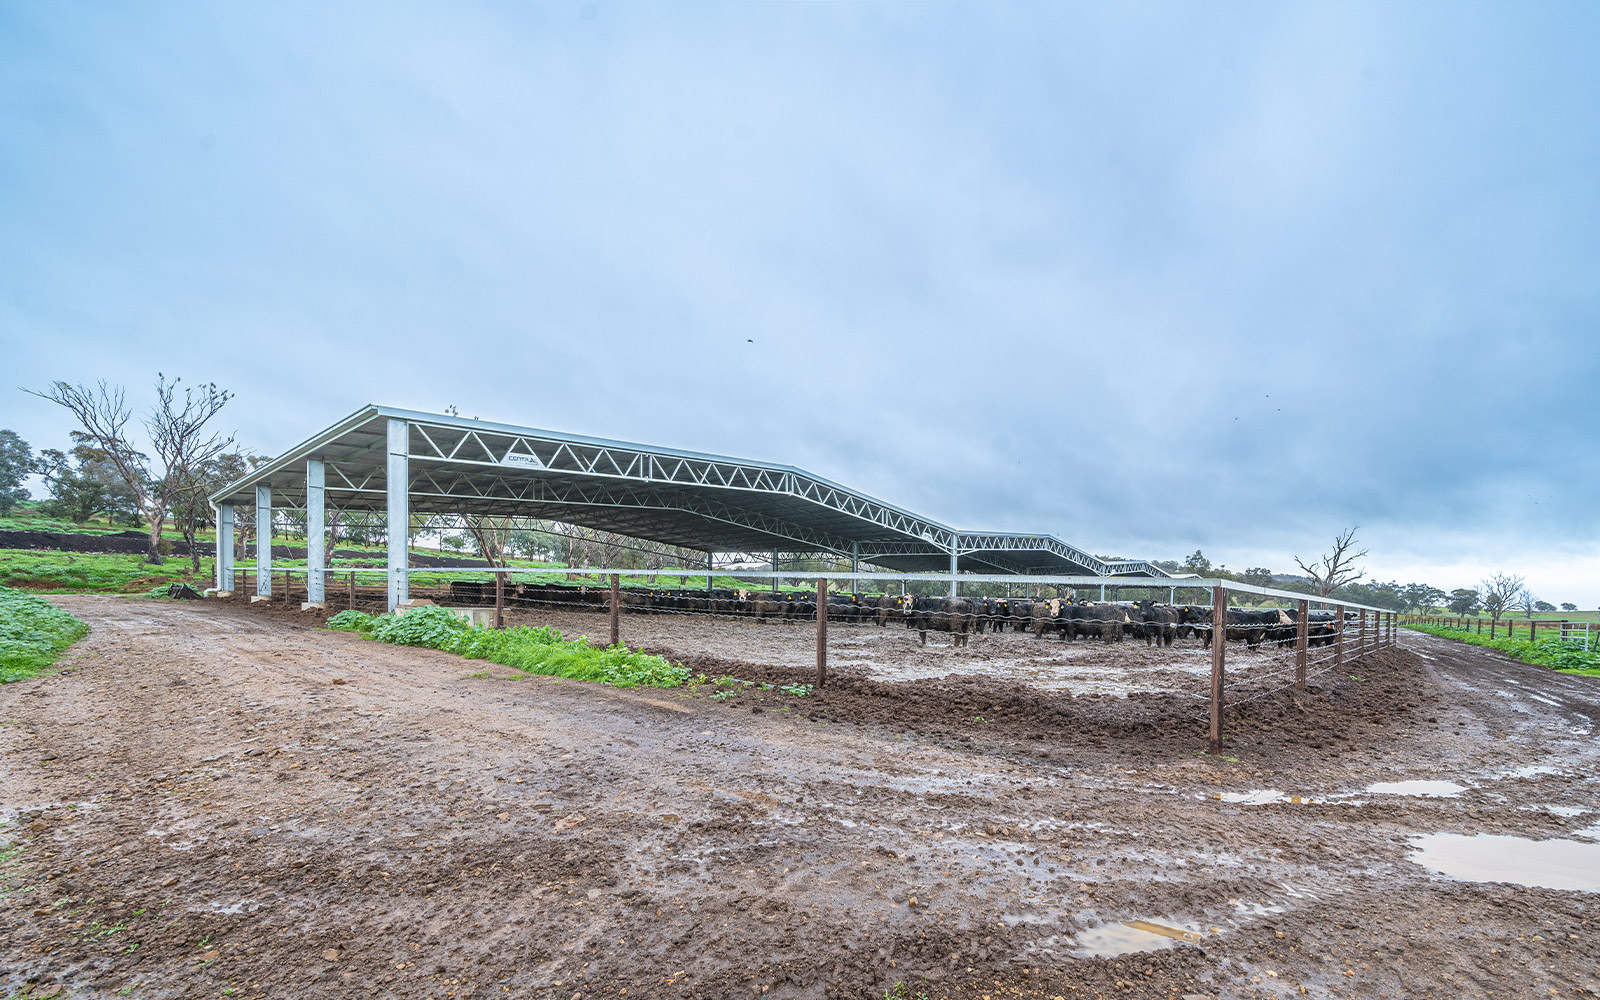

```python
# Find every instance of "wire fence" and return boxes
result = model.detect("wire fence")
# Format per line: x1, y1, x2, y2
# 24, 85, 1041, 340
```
224, 565, 1399, 754
1401, 613, 1593, 650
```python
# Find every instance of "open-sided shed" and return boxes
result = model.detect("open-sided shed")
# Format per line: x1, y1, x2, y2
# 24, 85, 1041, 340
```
209, 405, 1170, 609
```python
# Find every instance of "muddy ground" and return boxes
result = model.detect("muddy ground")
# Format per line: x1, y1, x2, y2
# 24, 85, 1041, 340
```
2, 597, 1597, 1000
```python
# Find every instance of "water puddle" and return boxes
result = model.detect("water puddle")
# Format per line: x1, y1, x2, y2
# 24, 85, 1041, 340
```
1409, 833, 1600, 892
1216, 790, 1318, 806
1071, 918, 1203, 958
1364, 780, 1466, 798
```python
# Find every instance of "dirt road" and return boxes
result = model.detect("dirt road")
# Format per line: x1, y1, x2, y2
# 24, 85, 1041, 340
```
2, 598, 1597, 999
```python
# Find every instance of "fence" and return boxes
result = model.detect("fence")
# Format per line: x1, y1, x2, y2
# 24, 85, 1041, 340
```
1401, 613, 1593, 651
228, 565, 1400, 755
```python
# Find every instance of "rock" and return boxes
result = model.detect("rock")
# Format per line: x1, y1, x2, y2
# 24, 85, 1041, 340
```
161, 876, 178, 887
322, 948, 342, 961
552, 813, 587, 832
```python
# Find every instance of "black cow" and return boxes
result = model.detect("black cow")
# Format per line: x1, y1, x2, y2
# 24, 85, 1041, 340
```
908, 596, 977, 647
1132, 600, 1179, 647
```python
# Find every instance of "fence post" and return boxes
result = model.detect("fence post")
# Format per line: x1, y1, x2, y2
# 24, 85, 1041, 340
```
349, 571, 356, 610
815, 577, 828, 688
1295, 599, 1308, 692
1357, 609, 1367, 658
284, 570, 291, 605
1335, 606, 1345, 674
609, 573, 620, 647
495, 570, 506, 630
1208, 585, 1226, 755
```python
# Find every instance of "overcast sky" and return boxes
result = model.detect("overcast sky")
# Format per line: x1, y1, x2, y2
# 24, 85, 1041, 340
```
3, 2, 1597, 604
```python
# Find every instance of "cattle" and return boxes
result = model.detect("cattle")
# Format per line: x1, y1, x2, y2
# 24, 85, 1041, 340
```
875, 594, 912, 626
1132, 600, 1179, 647
1063, 602, 1134, 643
907, 596, 977, 647
1030, 599, 1065, 639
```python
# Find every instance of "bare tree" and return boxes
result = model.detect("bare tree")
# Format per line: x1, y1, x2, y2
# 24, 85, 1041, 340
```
27, 376, 234, 564
463, 514, 509, 569
1293, 527, 1368, 597
1480, 572, 1525, 628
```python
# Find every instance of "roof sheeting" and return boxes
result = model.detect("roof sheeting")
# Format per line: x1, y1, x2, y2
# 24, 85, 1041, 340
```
210, 405, 1171, 578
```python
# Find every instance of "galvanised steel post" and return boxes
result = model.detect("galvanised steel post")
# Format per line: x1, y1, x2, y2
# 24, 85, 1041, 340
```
386, 417, 409, 611
949, 549, 958, 597
305, 459, 326, 606
772, 549, 780, 592
851, 541, 860, 597
254, 485, 272, 599
706, 550, 714, 592
216, 503, 235, 593
1295, 599, 1309, 691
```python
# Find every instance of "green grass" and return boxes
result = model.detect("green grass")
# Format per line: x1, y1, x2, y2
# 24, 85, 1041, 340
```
1403, 622, 1600, 675
0, 550, 216, 594
327, 606, 690, 687
0, 585, 90, 682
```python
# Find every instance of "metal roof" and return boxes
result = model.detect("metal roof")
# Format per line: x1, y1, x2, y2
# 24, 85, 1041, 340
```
210, 405, 1171, 578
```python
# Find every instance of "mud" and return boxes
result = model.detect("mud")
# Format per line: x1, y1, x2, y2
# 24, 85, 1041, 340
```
2, 600, 1598, 999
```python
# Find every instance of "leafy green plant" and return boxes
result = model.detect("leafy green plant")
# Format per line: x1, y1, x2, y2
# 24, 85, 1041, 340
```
1405, 623, 1600, 675
326, 609, 376, 632
710, 689, 737, 702
0, 585, 90, 682
355, 607, 688, 688
779, 683, 814, 697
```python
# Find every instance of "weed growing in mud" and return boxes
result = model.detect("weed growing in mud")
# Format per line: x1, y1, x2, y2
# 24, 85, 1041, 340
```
326, 609, 374, 631
0, 585, 90, 682
779, 683, 814, 697
332, 606, 689, 687
710, 689, 737, 702
1405, 622, 1600, 675
883, 984, 935, 1000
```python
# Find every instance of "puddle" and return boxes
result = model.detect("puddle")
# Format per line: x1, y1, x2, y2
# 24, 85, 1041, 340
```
1409, 833, 1600, 892
1364, 780, 1466, 798
1071, 918, 1203, 958
1216, 790, 1318, 806
1509, 765, 1562, 779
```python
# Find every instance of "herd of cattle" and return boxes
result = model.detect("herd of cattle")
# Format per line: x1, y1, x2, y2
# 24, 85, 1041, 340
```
447, 582, 1349, 649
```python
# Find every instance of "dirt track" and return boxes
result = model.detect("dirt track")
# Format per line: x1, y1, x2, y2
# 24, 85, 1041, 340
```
2, 598, 1598, 999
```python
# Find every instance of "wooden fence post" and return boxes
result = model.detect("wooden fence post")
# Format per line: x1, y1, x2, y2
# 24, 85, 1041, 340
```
349, 571, 356, 610
609, 573, 620, 647
815, 577, 828, 688
1209, 585, 1226, 755
284, 570, 291, 605
495, 570, 506, 630
1295, 599, 1309, 692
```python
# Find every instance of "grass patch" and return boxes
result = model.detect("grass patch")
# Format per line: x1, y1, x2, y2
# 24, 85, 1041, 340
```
326, 606, 688, 687
0, 550, 215, 594
1404, 623, 1600, 674
0, 585, 90, 682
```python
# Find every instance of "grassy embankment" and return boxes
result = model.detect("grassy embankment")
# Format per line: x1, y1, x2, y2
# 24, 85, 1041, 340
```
0, 586, 90, 683
1403, 622, 1600, 678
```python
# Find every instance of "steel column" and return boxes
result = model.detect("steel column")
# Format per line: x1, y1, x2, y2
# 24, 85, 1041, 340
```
948, 549, 958, 597
305, 459, 326, 605
851, 541, 859, 596
386, 418, 410, 611
254, 485, 272, 597
1209, 585, 1226, 755
216, 503, 235, 593
772, 549, 780, 592
706, 551, 714, 592
1295, 599, 1309, 691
